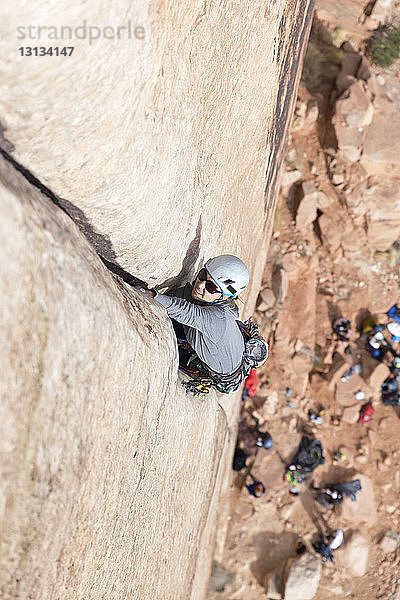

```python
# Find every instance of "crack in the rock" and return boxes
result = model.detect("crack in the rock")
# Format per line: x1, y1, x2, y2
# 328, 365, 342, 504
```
0, 122, 15, 153
0, 148, 149, 289
100, 256, 149, 289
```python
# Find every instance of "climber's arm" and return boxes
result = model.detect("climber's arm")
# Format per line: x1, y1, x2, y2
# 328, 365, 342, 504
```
153, 292, 217, 331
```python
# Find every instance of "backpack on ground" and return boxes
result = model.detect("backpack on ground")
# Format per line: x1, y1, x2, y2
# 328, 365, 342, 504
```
293, 436, 326, 472
358, 403, 374, 423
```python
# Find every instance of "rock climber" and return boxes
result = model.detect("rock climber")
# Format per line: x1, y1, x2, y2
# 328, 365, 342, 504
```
365, 321, 397, 362
331, 480, 361, 501
387, 321, 400, 344
308, 407, 324, 425
255, 430, 273, 450
389, 355, 400, 376
295, 539, 307, 555
387, 304, 400, 323
142, 255, 268, 394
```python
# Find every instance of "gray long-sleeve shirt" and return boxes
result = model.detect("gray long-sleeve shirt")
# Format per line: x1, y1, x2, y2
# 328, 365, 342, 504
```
154, 284, 245, 375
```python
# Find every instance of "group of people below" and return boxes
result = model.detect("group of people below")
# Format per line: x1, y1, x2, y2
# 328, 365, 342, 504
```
233, 414, 274, 498
333, 305, 400, 408
283, 440, 361, 564
311, 480, 361, 508
140, 257, 389, 566
233, 424, 357, 563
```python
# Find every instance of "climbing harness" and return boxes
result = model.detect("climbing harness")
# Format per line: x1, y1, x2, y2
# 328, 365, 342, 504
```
182, 317, 268, 397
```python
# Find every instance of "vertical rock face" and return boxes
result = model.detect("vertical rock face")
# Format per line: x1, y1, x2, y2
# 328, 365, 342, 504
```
0, 0, 313, 598
1, 0, 311, 287
0, 155, 226, 599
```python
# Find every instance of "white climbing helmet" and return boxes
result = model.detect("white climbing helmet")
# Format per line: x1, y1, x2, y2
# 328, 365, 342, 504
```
205, 255, 249, 298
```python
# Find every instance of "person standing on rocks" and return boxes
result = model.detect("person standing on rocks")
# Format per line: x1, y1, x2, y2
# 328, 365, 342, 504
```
246, 474, 266, 497
142, 255, 268, 395
313, 529, 344, 563
311, 485, 343, 509
237, 417, 273, 457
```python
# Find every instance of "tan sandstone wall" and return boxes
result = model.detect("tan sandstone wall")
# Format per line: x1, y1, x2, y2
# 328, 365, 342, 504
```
1, 0, 310, 289
0, 155, 227, 600
0, 0, 313, 598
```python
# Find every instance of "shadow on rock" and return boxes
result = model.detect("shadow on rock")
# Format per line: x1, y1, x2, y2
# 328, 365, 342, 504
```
250, 530, 298, 585
317, 464, 358, 484
208, 561, 235, 594
326, 300, 343, 325
355, 307, 372, 333
299, 491, 330, 536
157, 215, 202, 292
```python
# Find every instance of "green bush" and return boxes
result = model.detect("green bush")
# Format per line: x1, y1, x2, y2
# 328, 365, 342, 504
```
369, 24, 400, 68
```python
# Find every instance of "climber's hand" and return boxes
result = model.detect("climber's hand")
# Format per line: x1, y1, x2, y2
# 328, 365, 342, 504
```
140, 287, 156, 298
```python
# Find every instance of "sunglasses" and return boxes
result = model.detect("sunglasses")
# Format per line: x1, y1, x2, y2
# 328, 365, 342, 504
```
197, 268, 222, 295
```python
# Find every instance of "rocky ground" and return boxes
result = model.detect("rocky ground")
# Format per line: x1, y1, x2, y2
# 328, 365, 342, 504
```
207, 1, 400, 598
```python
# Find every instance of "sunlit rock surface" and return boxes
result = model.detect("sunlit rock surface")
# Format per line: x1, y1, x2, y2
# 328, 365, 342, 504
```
1, 0, 311, 288
0, 0, 313, 597
0, 155, 227, 599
